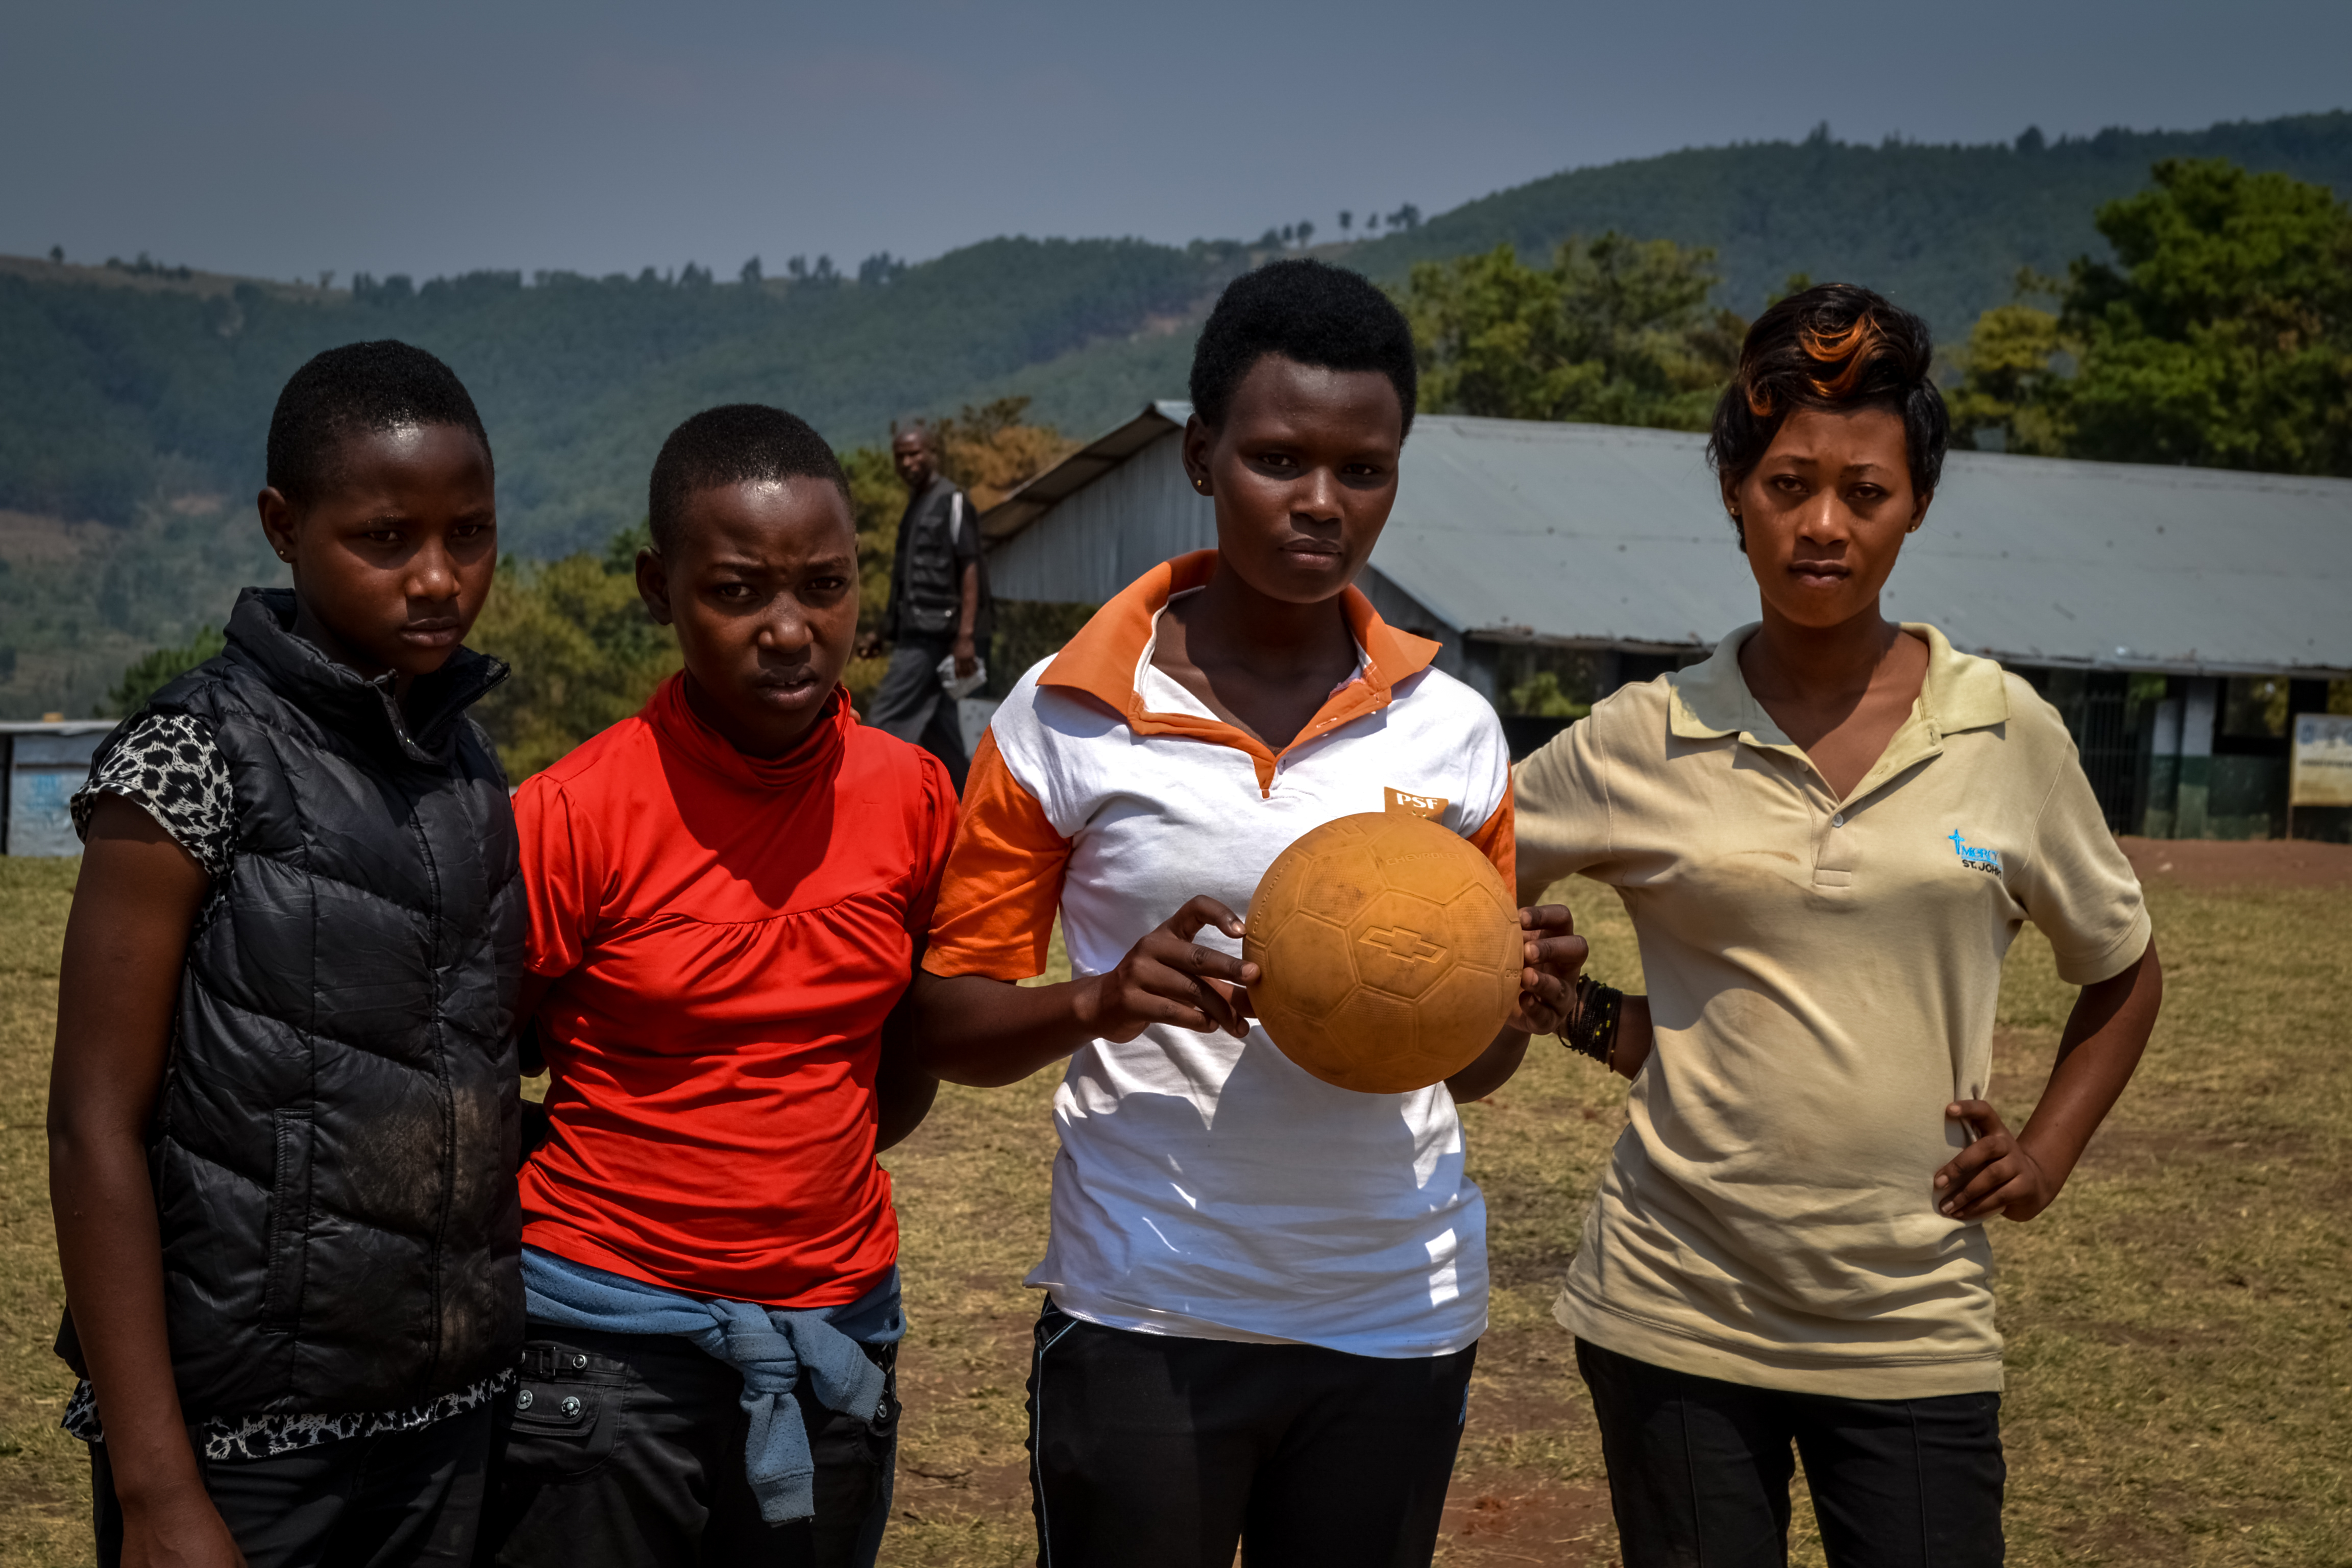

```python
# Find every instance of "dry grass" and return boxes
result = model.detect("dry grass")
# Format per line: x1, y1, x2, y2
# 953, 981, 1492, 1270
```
879, 881, 2352, 1568
3, 863, 2347, 1566
0, 859, 93, 1564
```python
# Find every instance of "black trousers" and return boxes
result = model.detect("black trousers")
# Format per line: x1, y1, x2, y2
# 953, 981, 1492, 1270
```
865, 633, 967, 790
479, 1326, 899, 1568
91, 1404, 493, 1568
1025, 1298, 1476, 1568
1577, 1338, 2005, 1568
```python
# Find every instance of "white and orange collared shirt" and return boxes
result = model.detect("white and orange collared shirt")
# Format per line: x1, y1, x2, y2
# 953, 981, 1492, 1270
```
925, 551, 1514, 1358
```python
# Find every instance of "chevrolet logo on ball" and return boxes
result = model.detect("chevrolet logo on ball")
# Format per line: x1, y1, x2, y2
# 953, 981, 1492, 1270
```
1362, 926, 1447, 963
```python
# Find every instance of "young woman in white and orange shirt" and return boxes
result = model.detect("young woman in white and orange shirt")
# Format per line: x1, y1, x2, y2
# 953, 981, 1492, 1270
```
909, 260, 1585, 1568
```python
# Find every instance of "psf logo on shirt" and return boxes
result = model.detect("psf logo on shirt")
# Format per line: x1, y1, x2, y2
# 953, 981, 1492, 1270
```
1947, 830, 2003, 877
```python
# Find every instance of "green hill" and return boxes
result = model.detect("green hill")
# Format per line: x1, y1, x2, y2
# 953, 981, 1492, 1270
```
1345, 111, 2352, 334
4, 110, 2349, 718
0, 239, 1238, 557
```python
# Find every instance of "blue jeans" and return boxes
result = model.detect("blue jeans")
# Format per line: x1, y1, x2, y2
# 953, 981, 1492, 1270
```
1577, 1338, 2005, 1567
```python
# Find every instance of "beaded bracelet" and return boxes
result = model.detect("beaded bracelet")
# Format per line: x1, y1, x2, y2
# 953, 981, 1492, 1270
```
1560, 975, 1624, 1069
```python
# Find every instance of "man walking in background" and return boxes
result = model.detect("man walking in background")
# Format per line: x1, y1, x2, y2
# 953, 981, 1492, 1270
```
856, 425, 987, 789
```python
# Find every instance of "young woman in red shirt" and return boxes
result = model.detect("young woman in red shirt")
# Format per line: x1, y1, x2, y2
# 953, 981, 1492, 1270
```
479, 406, 949, 1568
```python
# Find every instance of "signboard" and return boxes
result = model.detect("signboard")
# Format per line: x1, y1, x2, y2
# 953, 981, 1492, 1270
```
2289, 713, 2352, 808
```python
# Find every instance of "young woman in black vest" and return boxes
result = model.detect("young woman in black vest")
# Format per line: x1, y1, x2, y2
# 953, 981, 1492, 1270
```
50, 342, 525, 1568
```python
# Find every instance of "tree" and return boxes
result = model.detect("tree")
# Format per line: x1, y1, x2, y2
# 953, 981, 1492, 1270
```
101, 625, 225, 716
739, 256, 763, 285
841, 443, 906, 638
1401, 235, 1744, 428
1946, 275, 2070, 455
1507, 670, 1588, 719
1338, 211, 1353, 235
468, 527, 681, 778
1296, 220, 1315, 247
914, 396, 1079, 511
1953, 158, 2352, 474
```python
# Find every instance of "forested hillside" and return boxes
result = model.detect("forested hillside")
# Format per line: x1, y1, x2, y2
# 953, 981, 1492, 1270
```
0, 237, 1231, 555
4, 111, 2348, 717
1346, 112, 2352, 336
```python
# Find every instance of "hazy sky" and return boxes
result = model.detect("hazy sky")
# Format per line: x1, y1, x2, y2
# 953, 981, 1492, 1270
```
6, 0, 2347, 284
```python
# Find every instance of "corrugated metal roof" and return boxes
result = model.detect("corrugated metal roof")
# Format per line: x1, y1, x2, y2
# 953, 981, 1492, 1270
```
981, 403, 2352, 677
980, 401, 1193, 542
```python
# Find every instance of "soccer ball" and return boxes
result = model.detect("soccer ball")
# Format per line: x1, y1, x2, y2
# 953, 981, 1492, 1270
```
1244, 812, 1523, 1095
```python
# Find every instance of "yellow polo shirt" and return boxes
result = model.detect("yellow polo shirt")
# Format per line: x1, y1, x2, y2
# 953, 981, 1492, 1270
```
1514, 623, 2150, 1397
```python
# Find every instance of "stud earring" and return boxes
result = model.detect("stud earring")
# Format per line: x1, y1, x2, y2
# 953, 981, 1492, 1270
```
1193, 478, 1208, 494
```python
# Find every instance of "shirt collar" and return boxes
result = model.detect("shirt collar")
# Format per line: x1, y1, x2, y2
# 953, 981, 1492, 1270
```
222, 586, 509, 768
1668, 621, 2009, 746
1041, 550, 1441, 793
645, 671, 851, 791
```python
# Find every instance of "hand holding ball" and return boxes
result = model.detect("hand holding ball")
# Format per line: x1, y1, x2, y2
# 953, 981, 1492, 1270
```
1244, 812, 1523, 1094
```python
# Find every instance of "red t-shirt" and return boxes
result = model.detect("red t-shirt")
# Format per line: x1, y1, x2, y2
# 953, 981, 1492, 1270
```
514, 675, 955, 1308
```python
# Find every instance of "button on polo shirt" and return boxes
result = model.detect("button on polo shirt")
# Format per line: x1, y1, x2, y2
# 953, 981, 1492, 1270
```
1514, 623, 2150, 1398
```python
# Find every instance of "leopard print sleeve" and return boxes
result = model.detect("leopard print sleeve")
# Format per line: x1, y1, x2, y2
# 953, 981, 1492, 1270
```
71, 712, 236, 879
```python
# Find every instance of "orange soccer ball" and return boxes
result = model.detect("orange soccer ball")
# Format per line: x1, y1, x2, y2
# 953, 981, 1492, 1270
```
1244, 812, 1523, 1095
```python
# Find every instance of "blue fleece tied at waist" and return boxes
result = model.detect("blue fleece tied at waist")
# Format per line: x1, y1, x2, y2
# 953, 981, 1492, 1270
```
523, 1248, 904, 1525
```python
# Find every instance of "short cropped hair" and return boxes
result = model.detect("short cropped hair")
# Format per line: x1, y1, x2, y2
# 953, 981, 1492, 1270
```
266, 340, 492, 506
1707, 283, 1949, 543
1189, 259, 1418, 437
647, 404, 851, 556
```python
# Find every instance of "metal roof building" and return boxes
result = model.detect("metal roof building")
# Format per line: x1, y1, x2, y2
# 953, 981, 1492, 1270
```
983, 403, 2352, 842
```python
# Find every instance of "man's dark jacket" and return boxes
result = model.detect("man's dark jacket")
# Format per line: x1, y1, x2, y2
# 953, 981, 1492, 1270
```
883, 474, 991, 644
66, 587, 526, 1418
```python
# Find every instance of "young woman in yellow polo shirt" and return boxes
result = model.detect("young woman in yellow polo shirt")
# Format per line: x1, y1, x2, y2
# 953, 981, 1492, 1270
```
1513, 283, 2165, 1567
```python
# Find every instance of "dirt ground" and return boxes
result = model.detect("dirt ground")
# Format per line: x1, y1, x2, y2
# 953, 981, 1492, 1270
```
2118, 833, 2352, 889
875, 860, 2352, 1568
6, 849, 2349, 1567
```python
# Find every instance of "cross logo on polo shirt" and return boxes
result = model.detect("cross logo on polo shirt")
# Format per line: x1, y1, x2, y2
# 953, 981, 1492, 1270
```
1947, 829, 2004, 876
1362, 926, 1447, 964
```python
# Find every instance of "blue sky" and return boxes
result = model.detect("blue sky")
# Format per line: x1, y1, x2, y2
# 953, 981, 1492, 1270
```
6, 0, 2347, 283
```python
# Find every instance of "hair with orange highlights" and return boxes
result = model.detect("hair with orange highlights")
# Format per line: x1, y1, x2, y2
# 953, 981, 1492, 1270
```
1709, 283, 1948, 544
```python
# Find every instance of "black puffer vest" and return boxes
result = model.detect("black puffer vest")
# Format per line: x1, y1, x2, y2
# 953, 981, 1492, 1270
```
90, 587, 526, 1418
884, 475, 991, 642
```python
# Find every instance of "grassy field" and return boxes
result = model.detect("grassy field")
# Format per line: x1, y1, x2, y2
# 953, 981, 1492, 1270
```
2, 854, 2348, 1565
